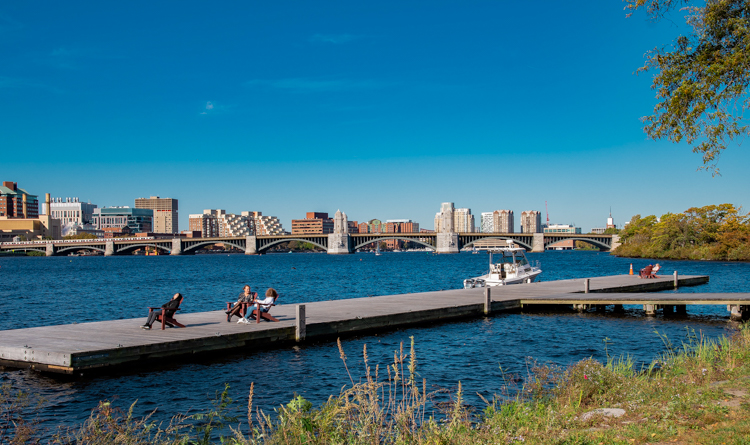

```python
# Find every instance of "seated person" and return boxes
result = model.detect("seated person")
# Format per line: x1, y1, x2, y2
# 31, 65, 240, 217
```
228, 285, 257, 321
142, 293, 183, 330
239, 288, 278, 323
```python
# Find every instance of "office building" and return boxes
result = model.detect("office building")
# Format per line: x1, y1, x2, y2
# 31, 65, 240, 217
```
434, 202, 454, 232
93, 207, 153, 233
292, 212, 334, 234
0, 181, 39, 219
544, 224, 582, 234
135, 196, 178, 234
386, 219, 419, 233
42, 197, 98, 236
0, 192, 60, 241
520, 210, 543, 233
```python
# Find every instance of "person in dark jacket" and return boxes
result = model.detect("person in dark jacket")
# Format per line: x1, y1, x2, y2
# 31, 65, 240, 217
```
141, 293, 183, 329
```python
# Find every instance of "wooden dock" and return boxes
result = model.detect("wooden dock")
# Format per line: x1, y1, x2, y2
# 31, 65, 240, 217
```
1, 273, 746, 375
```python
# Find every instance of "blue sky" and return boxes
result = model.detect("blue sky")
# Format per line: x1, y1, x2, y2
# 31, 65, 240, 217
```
3, 1, 748, 231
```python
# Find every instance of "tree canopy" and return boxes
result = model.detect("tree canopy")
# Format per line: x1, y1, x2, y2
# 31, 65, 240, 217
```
627, 0, 750, 174
615, 203, 750, 260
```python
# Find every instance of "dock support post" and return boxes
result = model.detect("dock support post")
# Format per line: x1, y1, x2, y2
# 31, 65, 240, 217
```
663, 305, 675, 317
596, 304, 606, 313
574, 304, 588, 312
674, 271, 678, 288
484, 287, 491, 315
676, 305, 687, 315
728, 305, 745, 321
296, 304, 306, 341
613, 304, 624, 313
584, 278, 590, 294
643, 304, 657, 316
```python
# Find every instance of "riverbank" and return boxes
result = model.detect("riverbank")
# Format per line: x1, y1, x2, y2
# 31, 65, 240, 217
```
5, 326, 749, 444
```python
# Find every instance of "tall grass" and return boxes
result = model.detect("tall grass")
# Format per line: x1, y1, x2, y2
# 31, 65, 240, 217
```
3, 324, 750, 444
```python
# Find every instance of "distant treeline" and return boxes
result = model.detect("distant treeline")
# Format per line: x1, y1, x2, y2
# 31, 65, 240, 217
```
613, 204, 750, 261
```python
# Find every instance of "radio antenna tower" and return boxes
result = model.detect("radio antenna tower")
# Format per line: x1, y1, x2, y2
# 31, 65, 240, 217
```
545, 201, 550, 226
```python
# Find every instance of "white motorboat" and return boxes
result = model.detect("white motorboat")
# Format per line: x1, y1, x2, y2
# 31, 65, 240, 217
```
463, 241, 542, 288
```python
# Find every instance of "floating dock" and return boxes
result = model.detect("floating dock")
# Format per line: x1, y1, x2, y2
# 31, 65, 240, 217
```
1, 273, 747, 375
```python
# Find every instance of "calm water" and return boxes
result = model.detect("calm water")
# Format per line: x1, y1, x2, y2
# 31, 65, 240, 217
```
0, 251, 746, 432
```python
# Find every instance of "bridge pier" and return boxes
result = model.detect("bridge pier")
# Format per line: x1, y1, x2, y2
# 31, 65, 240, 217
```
532, 233, 544, 253
611, 234, 621, 251
171, 238, 183, 256
46, 243, 55, 257
327, 233, 351, 254
104, 241, 115, 257
436, 232, 459, 254
244, 236, 257, 255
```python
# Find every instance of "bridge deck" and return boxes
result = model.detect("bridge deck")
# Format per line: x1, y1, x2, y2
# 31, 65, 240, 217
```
1, 274, 733, 375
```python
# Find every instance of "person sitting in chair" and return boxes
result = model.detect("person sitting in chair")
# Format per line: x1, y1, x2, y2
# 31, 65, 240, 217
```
142, 293, 183, 330
242, 288, 278, 323
228, 285, 257, 322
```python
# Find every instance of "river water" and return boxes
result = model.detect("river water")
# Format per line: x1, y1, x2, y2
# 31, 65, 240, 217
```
0, 251, 746, 432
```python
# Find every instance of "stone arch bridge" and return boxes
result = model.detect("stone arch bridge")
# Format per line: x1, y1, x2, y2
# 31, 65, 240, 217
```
0, 233, 618, 256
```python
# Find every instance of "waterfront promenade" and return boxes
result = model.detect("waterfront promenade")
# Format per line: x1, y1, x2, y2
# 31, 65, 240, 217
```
4, 273, 746, 375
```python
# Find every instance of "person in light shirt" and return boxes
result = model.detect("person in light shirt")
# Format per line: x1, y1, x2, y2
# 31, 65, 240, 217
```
238, 288, 278, 323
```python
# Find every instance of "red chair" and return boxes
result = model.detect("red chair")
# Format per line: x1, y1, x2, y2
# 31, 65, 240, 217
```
249, 295, 280, 323
147, 302, 185, 330
639, 265, 655, 279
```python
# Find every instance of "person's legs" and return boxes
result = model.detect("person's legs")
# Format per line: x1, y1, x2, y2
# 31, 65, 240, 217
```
143, 309, 161, 328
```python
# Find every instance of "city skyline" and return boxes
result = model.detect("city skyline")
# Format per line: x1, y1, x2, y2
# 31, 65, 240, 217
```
3, 1, 749, 232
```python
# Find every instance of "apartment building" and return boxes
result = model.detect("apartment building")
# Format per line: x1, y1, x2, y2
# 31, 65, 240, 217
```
0, 181, 38, 219
520, 210, 543, 233
188, 209, 255, 237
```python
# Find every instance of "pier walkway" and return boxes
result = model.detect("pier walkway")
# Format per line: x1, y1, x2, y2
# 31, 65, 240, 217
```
2, 273, 747, 375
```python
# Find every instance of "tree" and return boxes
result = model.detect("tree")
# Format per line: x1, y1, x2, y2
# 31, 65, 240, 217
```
627, 0, 750, 174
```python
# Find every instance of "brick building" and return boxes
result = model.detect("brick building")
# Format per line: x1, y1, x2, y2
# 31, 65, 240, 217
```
291, 212, 334, 234
135, 196, 178, 234
0, 181, 39, 219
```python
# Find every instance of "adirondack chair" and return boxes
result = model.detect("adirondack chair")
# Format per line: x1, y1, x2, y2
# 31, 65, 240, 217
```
226, 292, 257, 322
248, 295, 280, 323
651, 263, 661, 277
639, 265, 654, 279
226, 301, 250, 322
148, 301, 185, 330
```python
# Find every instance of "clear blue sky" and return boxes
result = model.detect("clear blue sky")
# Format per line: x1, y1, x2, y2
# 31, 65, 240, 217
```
3, 1, 748, 231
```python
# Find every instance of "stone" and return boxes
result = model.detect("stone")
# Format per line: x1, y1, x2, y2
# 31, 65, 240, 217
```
581, 408, 626, 421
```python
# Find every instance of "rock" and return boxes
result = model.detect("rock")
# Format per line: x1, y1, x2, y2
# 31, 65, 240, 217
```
581, 408, 625, 421
724, 389, 747, 398
581, 408, 626, 421
709, 380, 730, 387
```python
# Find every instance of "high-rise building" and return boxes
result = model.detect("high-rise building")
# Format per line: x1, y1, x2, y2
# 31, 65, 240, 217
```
520, 210, 542, 233
435, 202, 455, 232
135, 196, 178, 234
454, 208, 475, 233
0, 181, 38, 219
493, 210, 514, 233
291, 212, 334, 234
481, 212, 494, 233
93, 207, 153, 232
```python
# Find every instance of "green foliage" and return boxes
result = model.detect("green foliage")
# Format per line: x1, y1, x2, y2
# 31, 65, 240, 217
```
627, 0, 750, 173
614, 203, 750, 260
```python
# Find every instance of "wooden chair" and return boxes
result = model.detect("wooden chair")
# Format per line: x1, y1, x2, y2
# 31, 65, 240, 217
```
147, 304, 185, 330
248, 295, 280, 323
639, 265, 654, 279
226, 301, 251, 322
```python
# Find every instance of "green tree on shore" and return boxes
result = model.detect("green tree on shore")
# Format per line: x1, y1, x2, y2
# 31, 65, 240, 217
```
627, 0, 750, 173
615, 203, 750, 260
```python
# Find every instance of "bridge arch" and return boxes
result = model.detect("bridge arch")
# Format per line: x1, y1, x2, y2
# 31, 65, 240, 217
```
115, 243, 173, 255
545, 237, 611, 251
183, 240, 246, 253
461, 236, 532, 251
56, 245, 106, 255
353, 236, 436, 251
5, 246, 47, 254
257, 238, 328, 253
